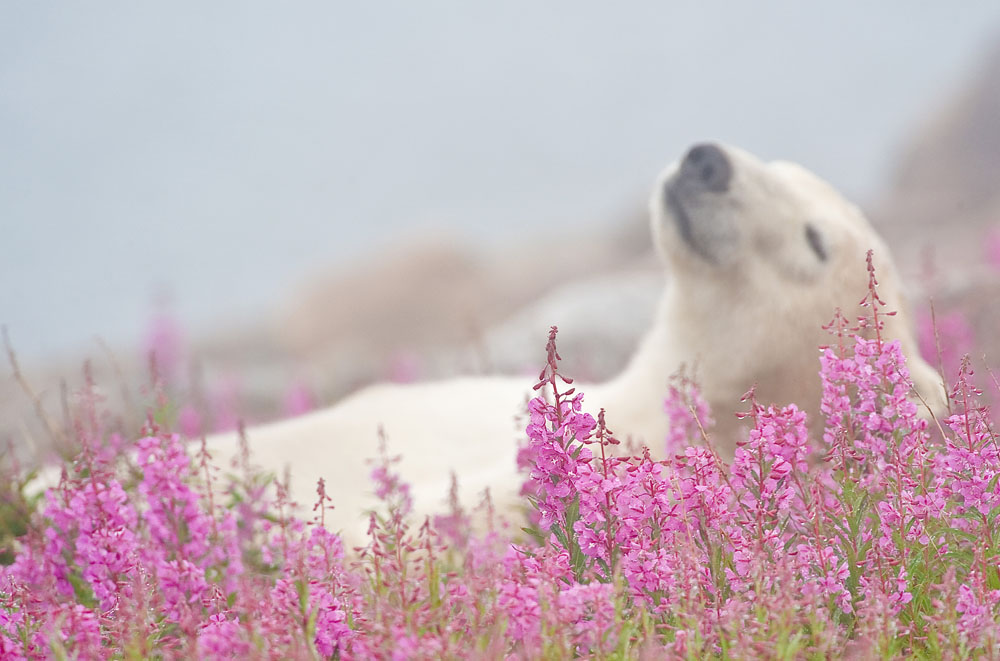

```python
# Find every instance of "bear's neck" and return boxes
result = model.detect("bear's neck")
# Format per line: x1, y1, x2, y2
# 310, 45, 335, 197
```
580, 281, 689, 454
610, 285, 683, 390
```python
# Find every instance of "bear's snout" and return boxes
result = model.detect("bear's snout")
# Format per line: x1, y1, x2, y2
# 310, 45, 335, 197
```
677, 142, 731, 193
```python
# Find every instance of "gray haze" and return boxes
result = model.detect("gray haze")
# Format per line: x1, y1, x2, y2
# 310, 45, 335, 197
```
2, 2, 999, 362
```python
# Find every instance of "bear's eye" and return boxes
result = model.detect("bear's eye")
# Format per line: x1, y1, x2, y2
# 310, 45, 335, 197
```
805, 223, 827, 262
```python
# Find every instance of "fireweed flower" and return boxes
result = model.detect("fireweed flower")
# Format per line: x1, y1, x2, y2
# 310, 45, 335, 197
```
144, 310, 184, 385
986, 224, 1000, 273
731, 402, 811, 517
10, 472, 141, 613
916, 307, 974, 383
556, 581, 616, 653
196, 611, 251, 659
6, 294, 1000, 658
663, 370, 715, 455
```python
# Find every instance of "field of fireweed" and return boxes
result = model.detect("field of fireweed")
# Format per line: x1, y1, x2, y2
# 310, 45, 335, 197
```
1, 262, 999, 659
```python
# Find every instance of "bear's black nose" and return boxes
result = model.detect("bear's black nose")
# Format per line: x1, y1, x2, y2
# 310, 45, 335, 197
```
679, 143, 731, 193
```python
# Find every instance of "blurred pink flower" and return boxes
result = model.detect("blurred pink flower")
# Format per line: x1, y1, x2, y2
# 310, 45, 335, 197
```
916, 307, 974, 383
209, 378, 242, 432
7, 309, 1000, 657
985, 225, 1000, 272
178, 403, 203, 439
282, 380, 315, 417
143, 311, 184, 384
387, 350, 422, 384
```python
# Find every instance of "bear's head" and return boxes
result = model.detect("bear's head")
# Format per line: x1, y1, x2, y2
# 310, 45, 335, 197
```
650, 143, 947, 443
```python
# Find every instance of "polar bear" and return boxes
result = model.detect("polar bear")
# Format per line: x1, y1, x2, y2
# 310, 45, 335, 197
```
204, 143, 946, 540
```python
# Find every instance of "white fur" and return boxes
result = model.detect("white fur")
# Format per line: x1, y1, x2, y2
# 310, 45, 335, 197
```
201, 144, 947, 541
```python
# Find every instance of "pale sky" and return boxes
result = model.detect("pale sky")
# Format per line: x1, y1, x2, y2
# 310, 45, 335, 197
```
3, 1, 999, 361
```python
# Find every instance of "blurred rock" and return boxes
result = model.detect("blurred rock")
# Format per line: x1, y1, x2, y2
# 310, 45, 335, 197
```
269, 213, 653, 395
463, 269, 663, 381
875, 37, 1000, 289
875, 35, 1000, 368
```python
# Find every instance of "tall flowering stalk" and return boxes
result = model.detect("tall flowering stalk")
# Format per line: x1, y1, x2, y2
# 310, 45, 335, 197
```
4, 256, 1000, 657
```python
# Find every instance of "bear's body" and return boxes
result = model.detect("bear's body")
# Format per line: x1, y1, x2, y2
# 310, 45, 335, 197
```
206, 143, 947, 541
209, 376, 532, 533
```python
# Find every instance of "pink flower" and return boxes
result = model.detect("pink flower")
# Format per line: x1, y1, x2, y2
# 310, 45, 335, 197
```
497, 580, 541, 648
663, 373, 714, 454
209, 378, 242, 432
178, 403, 203, 439
557, 582, 616, 653
144, 310, 184, 384
8, 299, 1000, 657
985, 225, 1000, 273
197, 612, 251, 659
283, 380, 316, 417
916, 308, 974, 383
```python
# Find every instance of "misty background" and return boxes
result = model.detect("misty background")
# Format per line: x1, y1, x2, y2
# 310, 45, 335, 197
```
3, 2, 1000, 367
